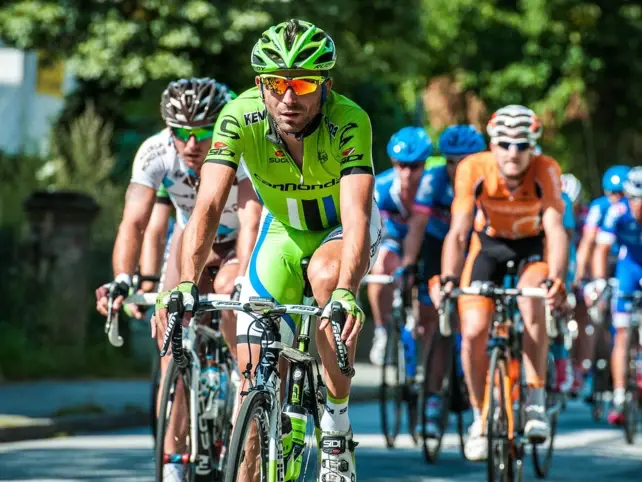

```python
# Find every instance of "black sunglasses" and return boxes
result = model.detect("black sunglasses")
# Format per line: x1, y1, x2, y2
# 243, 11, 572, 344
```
393, 161, 424, 170
497, 141, 530, 152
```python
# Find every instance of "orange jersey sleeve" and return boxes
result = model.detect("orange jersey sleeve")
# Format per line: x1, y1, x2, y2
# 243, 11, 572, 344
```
534, 155, 564, 214
451, 153, 484, 214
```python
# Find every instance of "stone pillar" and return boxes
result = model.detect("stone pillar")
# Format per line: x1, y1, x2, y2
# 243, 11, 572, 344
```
23, 190, 100, 346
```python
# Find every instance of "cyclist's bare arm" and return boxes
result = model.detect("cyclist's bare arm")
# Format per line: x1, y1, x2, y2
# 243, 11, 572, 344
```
337, 173, 374, 294
139, 201, 172, 292
575, 228, 597, 282
401, 212, 430, 266
181, 162, 237, 284
235, 178, 262, 278
542, 206, 569, 281
441, 209, 474, 279
113, 183, 157, 276
592, 241, 611, 279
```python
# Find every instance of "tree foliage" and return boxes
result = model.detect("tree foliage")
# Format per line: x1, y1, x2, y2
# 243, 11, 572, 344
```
2, 0, 642, 194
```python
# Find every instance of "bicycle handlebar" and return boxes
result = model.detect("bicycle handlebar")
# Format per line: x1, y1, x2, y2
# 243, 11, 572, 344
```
360, 274, 395, 285
440, 285, 557, 338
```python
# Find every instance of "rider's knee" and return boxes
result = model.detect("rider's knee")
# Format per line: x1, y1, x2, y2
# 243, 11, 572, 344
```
308, 256, 340, 298
517, 261, 548, 288
214, 267, 237, 295
460, 307, 490, 344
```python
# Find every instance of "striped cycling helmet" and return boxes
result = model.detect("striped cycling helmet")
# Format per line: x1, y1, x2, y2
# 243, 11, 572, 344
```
487, 105, 542, 146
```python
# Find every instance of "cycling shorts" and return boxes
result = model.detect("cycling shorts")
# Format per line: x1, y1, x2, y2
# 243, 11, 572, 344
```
380, 233, 443, 306
612, 255, 642, 328
459, 231, 548, 314
237, 204, 383, 347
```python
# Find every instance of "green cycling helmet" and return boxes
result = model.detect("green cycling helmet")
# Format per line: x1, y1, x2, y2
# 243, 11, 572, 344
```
251, 19, 336, 73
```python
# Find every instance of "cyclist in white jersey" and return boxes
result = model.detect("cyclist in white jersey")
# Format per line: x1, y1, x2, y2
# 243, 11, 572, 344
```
95, 78, 261, 482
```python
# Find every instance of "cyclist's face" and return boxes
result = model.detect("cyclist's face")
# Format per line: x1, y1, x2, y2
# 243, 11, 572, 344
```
491, 140, 533, 181
606, 191, 623, 204
257, 69, 332, 135
170, 130, 211, 175
445, 154, 468, 181
629, 197, 642, 220
392, 160, 424, 190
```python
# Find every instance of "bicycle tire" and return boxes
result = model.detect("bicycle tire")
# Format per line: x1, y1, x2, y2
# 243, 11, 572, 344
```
224, 390, 271, 482
150, 351, 161, 444
532, 357, 559, 478
155, 359, 195, 482
487, 347, 512, 482
380, 324, 403, 448
421, 331, 454, 464
624, 323, 640, 444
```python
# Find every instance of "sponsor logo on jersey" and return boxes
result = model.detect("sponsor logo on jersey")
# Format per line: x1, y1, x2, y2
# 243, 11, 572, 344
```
243, 109, 267, 126
213, 141, 228, 149
342, 147, 355, 156
340, 153, 364, 165
324, 117, 338, 137
275, 150, 285, 157
217, 115, 241, 140
318, 151, 329, 163
339, 122, 358, 149
253, 173, 339, 191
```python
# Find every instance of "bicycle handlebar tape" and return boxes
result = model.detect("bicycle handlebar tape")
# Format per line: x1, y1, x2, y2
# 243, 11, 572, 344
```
168, 291, 189, 368
330, 301, 355, 378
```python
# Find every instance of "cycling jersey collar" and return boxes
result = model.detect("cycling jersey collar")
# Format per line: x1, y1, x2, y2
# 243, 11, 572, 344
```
265, 111, 323, 145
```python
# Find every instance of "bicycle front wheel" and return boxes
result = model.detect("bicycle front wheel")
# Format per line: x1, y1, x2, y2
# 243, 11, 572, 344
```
421, 331, 454, 464
380, 324, 404, 448
532, 354, 559, 478
224, 390, 271, 482
624, 323, 641, 444
155, 359, 196, 482
487, 347, 512, 482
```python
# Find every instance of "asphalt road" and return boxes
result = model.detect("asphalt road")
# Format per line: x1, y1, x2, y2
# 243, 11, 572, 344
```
0, 400, 640, 481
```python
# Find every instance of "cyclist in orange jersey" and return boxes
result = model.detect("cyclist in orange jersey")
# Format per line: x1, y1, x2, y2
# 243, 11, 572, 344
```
430, 105, 568, 461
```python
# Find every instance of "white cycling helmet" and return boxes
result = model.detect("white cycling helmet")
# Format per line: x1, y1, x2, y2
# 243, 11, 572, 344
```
561, 173, 582, 203
624, 166, 642, 197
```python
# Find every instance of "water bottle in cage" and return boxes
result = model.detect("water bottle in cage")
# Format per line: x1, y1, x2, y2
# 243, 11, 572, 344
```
401, 326, 417, 378
200, 357, 221, 420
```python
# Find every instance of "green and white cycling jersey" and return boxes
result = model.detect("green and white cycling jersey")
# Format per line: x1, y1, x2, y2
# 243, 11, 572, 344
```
205, 87, 375, 232
205, 87, 382, 346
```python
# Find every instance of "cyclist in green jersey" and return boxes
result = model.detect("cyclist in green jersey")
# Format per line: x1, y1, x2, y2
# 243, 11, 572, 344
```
156, 19, 382, 482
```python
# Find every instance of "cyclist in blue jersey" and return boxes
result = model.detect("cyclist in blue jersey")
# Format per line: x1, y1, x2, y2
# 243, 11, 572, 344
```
369, 124, 486, 437
575, 165, 631, 284
593, 167, 642, 424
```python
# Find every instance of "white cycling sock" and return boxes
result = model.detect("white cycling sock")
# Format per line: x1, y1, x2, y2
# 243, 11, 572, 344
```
375, 325, 387, 336
321, 394, 350, 432
163, 463, 185, 482
473, 407, 481, 422
614, 387, 626, 406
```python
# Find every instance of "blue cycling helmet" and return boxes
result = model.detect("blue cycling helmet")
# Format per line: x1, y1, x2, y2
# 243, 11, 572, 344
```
387, 127, 433, 162
602, 165, 631, 193
438, 125, 487, 156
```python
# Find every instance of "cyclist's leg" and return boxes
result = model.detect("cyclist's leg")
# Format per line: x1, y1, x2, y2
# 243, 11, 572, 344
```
367, 237, 401, 365
206, 243, 240, 359
458, 233, 494, 460
609, 256, 642, 423
418, 235, 448, 435
303, 204, 382, 482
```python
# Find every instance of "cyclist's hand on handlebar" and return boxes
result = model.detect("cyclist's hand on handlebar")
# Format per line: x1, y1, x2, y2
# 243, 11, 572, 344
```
428, 275, 457, 308
543, 277, 566, 309
95, 275, 131, 317
394, 264, 416, 290
123, 291, 145, 320
583, 278, 608, 308
320, 289, 364, 348
153, 282, 198, 341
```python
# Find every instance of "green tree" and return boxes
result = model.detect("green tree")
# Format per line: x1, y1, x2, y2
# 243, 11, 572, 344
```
1, 0, 427, 170
420, 0, 642, 194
